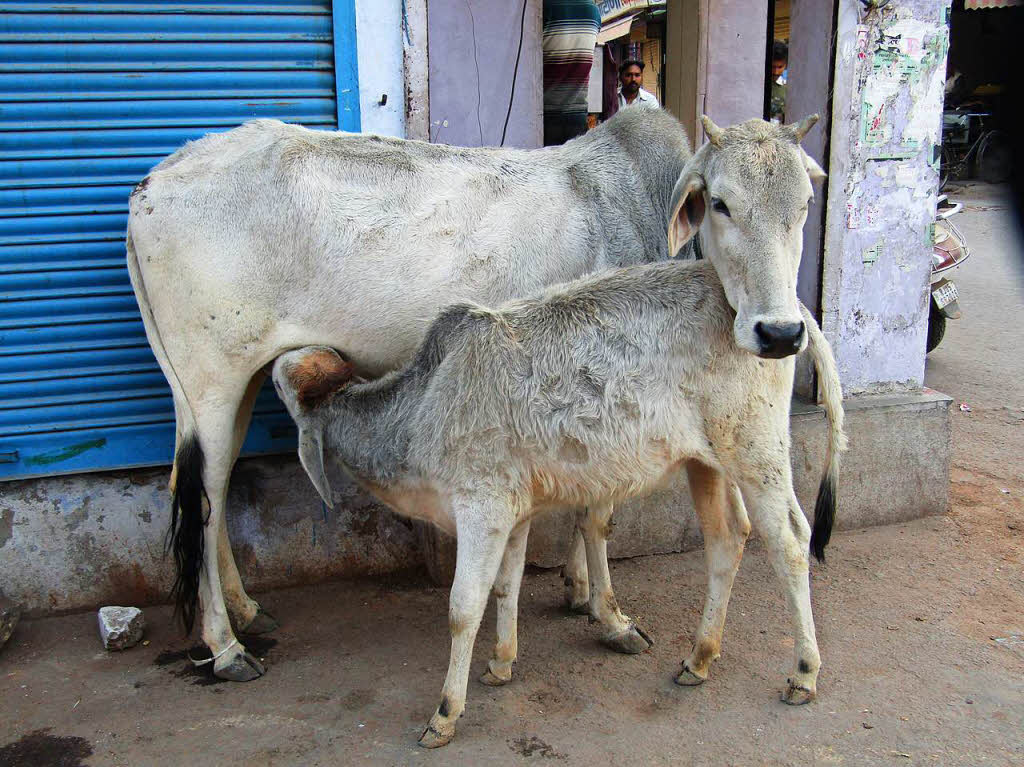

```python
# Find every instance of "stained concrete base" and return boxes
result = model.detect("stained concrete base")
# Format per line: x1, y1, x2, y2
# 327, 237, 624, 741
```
0, 390, 951, 615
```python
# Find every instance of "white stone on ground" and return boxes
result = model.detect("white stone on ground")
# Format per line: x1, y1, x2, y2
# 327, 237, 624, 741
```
98, 606, 145, 651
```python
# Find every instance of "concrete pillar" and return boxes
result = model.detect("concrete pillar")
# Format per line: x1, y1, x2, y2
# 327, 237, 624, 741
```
665, 0, 768, 148
821, 0, 951, 394
355, 0, 406, 137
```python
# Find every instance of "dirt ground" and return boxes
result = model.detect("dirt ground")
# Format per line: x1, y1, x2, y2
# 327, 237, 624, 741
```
1, 186, 1022, 767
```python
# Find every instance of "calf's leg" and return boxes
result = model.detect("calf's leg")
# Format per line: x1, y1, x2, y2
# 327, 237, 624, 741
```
419, 501, 514, 748
577, 502, 652, 654
676, 461, 750, 685
741, 481, 821, 704
480, 519, 531, 686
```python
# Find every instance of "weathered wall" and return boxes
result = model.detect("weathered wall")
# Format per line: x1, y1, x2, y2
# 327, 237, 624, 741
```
664, 0, 767, 149
821, 0, 951, 393
427, 0, 543, 148
355, 0, 406, 137
1, 394, 950, 615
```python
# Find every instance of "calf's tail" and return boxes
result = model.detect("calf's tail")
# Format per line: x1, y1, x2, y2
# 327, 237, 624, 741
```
799, 304, 848, 562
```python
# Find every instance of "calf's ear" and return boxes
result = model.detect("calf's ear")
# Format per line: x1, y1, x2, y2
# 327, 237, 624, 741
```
298, 426, 334, 509
668, 173, 706, 257
801, 148, 827, 184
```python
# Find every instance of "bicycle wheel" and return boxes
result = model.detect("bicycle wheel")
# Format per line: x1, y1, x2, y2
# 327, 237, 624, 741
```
977, 130, 1012, 184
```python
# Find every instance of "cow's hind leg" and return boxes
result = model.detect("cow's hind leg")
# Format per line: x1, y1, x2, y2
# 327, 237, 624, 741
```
220, 372, 278, 636
577, 502, 652, 654
741, 480, 821, 704
419, 498, 515, 748
480, 518, 530, 687
676, 461, 750, 686
562, 524, 590, 614
182, 399, 265, 681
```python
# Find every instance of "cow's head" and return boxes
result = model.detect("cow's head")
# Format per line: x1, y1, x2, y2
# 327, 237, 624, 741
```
272, 346, 354, 507
668, 115, 825, 358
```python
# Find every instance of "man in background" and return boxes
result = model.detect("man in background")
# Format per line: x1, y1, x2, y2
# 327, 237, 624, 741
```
769, 40, 788, 122
618, 59, 658, 109
543, 0, 601, 146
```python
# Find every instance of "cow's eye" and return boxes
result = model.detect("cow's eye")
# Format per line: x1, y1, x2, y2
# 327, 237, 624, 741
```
711, 197, 731, 217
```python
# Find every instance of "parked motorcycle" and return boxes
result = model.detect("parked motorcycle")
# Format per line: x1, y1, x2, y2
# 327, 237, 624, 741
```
928, 195, 970, 353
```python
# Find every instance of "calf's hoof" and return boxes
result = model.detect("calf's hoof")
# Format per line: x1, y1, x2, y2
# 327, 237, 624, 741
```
600, 623, 653, 655
418, 717, 456, 748
782, 680, 815, 705
240, 607, 279, 636
213, 648, 266, 682
674, 663, 707, 687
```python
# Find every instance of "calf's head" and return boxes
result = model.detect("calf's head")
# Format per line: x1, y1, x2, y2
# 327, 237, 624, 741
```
668, 115, 825, 358
272, 346, 355, 508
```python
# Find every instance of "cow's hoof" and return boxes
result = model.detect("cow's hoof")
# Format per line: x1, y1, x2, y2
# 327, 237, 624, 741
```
674, 663, 707, 687
567, 600, 591, 616
418, 718, 455, 748
214, 648, 266, 682
782, 680, 815, 705
240, 608, 279, 636
600, 623, 653, 654
479, 662, 513, 687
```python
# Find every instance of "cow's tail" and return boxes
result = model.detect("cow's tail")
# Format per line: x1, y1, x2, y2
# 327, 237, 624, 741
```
799, 304, 848, 562
126, 221, 205, 633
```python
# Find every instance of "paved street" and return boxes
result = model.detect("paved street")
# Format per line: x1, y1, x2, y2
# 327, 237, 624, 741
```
1, 186, 1022, 767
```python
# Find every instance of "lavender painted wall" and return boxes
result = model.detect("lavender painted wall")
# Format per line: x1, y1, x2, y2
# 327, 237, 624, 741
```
704, 0, 768, 130
427, 0, 543, 148
822, 0, 950, 393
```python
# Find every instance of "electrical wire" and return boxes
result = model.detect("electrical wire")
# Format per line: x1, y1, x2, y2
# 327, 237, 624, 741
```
500, 0, 529, 146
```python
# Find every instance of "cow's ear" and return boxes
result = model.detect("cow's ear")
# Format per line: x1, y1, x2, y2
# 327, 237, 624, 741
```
297, 425, 334, 509
668, 173, 706, 257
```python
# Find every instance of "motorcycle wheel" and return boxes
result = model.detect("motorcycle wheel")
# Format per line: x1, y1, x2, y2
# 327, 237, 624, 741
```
927, 298, 946, 353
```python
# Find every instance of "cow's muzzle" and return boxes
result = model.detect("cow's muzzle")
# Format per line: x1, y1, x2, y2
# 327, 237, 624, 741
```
754, 320, 805, 358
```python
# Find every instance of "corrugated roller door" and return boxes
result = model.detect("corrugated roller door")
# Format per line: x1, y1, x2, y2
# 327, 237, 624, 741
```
0, 0, 359, 480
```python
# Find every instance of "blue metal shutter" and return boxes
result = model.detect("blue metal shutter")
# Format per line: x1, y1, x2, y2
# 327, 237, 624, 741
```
0, 0, 360, 480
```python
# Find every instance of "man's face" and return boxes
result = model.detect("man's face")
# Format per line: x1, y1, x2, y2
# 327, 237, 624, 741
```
772, 58, 786, 78
620, 65, 643, 95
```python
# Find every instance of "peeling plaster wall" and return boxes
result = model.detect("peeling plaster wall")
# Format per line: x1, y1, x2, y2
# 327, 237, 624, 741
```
0, 457, 419, 615
822, 0, 951, 393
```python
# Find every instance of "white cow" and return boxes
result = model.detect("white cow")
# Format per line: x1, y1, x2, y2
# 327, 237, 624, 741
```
127, 108, 691, 679
271, 115, 845, 747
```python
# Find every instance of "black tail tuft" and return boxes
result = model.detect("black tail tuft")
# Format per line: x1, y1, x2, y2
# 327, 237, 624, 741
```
166, 434, 207, 634
809, 470, 836, 563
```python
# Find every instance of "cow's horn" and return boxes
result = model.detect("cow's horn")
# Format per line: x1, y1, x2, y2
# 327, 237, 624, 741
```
701, 115, 725, 148
789, 114, 820, 142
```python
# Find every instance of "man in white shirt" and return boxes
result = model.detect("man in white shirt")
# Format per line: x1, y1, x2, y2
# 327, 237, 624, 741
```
617, 59, 659, 109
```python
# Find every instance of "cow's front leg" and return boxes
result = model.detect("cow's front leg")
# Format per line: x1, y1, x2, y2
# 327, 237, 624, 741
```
741, 481, 820, 704
480, 519, 530, 686
419, 501, 514, 748
676, 461, 750, 686
577, 503, 652, 654
562, 523, 590, 613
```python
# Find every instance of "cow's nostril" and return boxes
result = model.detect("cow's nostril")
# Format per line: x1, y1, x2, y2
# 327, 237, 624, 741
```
755, 321, 804, 357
